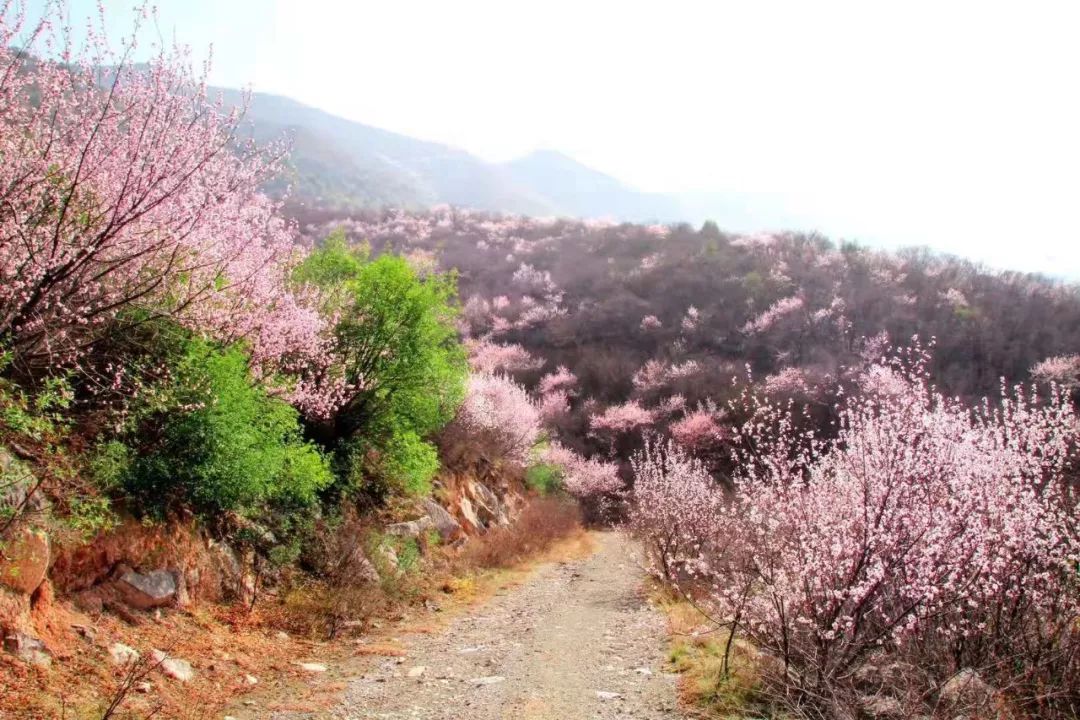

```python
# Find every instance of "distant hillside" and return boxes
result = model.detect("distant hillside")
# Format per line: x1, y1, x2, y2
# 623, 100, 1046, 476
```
222, 88, 814, 232
500, 149, 680, 222
222, 89, 554, 214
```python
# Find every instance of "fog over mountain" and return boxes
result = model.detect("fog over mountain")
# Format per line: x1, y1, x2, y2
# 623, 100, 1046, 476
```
227, 89, 809, 233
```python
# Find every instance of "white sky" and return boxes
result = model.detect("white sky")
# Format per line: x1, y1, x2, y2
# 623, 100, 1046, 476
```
45, 1, 1080, 276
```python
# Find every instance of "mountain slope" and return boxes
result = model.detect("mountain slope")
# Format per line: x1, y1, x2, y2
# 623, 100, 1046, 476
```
223, 89, 554, 214
223, 88, 814, 233
501, 149, 681, 222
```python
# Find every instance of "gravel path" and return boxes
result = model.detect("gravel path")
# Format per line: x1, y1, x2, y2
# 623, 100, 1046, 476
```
268, 531, 683, 720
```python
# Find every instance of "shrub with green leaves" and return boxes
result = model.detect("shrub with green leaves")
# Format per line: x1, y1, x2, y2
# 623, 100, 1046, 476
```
298, 231, 467, 501
525, 463, 563, 495
119, 339, 332, 518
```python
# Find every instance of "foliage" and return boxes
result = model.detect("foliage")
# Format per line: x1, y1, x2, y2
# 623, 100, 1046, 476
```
525, 463, 562, 494
298, 232, 466, 500
119, 339, 332, 518
341, 428, 440, 499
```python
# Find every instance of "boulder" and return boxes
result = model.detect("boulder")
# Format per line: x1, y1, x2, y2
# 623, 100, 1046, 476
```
939, 668, 994, 709
151, 649, 194, 682
853, 659, 916, 694
3, 631, 50, 667
342, 545, 380, 584
0, 527, 49, 594
422, 499, 463, 541
385, 516, 434, 538
114, 569, 178, 610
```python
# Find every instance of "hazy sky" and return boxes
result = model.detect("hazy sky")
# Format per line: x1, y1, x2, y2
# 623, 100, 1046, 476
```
39, 1, 1080, 276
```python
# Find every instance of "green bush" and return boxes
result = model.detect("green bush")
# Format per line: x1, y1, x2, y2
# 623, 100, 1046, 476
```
121, 339, 332, 518
525, 463, 563, 495
298, 232, 467, 503
337, 428, 439, 502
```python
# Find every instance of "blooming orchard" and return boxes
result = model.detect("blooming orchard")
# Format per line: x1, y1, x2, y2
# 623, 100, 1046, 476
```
630, 346, 1080, 712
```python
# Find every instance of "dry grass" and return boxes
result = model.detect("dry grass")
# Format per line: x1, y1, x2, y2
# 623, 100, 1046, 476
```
652, 583, 778, 719
458, 496, 582, 569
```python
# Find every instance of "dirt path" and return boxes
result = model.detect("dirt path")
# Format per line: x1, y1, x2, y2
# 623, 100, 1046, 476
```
264, 531, 683, 720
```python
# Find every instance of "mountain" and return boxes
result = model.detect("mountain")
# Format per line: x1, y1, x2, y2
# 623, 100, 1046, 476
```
223, 88, 812, 232
222, 89, 554, 215
500, 149, 681, 222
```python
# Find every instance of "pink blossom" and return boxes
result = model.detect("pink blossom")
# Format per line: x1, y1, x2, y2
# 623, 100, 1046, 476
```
589, 401, 654, 437
741, 295, 805, 334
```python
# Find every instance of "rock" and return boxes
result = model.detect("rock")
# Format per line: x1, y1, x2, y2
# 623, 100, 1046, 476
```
470, 675, 505, 685
274, 630, 289, 641
634, 667, 653, 676
422, 499, 463, 541
3, 631, 50, 667
174, 568, 191, 608
0, 527, 49, 595
109, 642, 140, 666
296, 662, 328, 673
72, 589, 104, 614
859, 695, 906, 719
939, 668, 994, 708
0, 448, 47, 515
596, 691, 621, 700
407, 665, 427, 678
208, 540, 245, 600
243, 673, 259, 685
70, 624, 96, 643
470, 481, 511, 526
458, 496, 482, 532
385, 516, 434, 538
853, 659, 916, 694
340, 544, 380, 584
151, 649, 194, 682
115, 569, 178, 610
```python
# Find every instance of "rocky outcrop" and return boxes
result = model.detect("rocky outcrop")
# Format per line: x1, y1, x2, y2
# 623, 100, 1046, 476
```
385, 515, 434, 538
0, 527, 49, 595
421, 499, 463, 542
114, 568, 179, 609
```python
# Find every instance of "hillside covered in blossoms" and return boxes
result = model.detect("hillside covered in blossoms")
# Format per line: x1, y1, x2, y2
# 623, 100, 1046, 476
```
1, 2, 1078, 719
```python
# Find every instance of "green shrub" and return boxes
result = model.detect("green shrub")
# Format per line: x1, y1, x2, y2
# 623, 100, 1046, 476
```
298, 232, 466, 504
337, 428, 439, 502
525, 463, 563, 495
88, 440, 131, 492
121, 339, 332, 518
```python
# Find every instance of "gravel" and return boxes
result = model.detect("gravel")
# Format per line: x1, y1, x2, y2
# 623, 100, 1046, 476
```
267, 531, 683, 719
